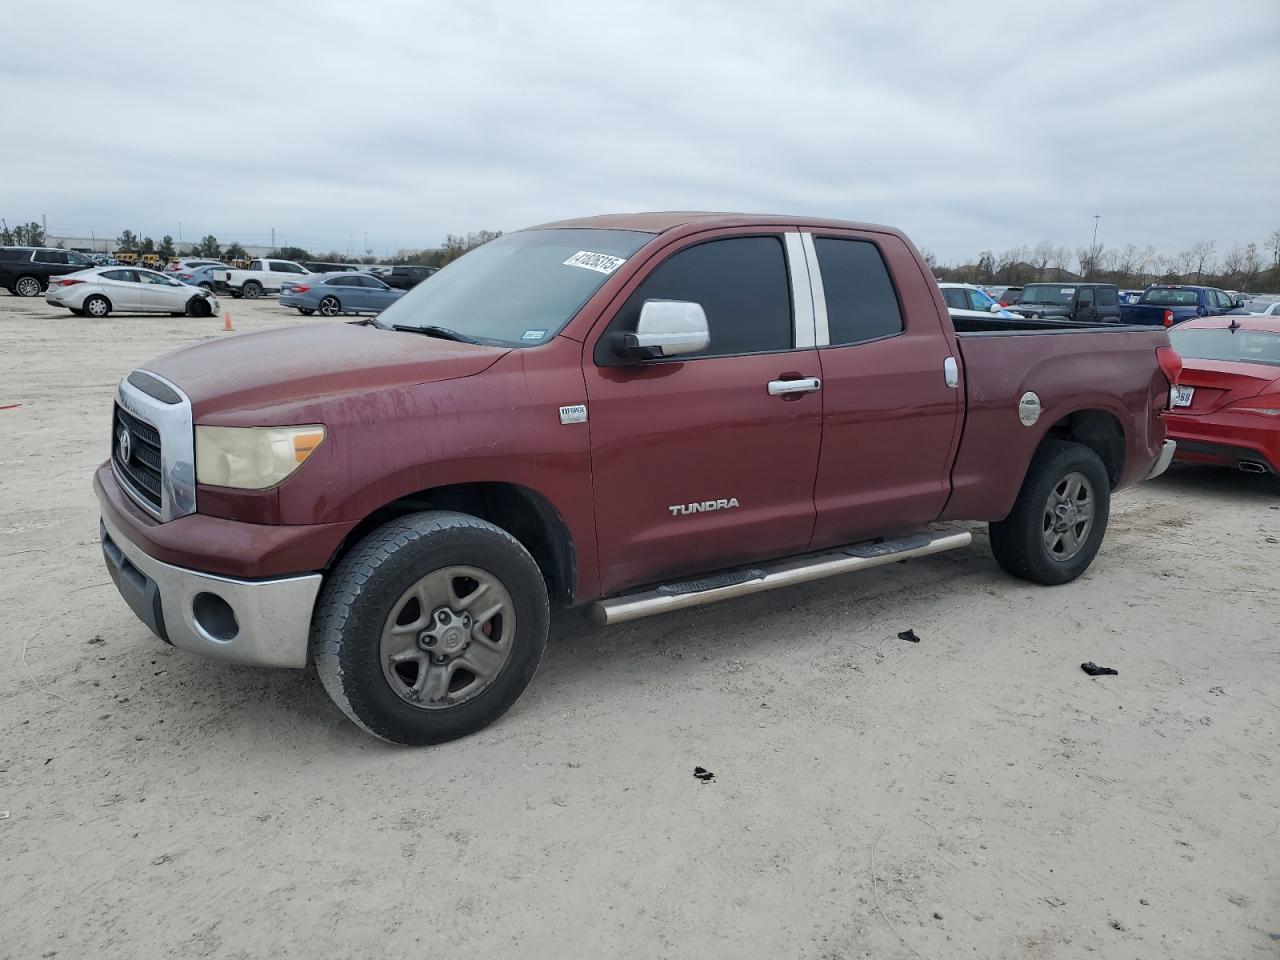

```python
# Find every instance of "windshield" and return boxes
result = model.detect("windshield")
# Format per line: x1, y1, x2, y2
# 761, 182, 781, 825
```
374, 228, 652, 346
1169, 328, 1280, 367
1019, 284, 1076, 305
1141, 288, 1201, 306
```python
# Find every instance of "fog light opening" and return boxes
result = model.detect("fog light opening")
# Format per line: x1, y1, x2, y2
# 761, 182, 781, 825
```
192, 592, 239, 642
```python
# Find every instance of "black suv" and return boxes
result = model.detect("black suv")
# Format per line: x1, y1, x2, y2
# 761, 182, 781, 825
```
1010, 282, 1122, 323
383, 265, 437, 291
0, 247, 97, 297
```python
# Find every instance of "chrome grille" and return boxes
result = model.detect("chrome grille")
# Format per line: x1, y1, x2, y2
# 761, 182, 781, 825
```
113, 403, 163, 512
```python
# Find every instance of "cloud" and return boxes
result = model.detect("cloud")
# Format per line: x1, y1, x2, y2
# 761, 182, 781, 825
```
2, 0, 1276, 261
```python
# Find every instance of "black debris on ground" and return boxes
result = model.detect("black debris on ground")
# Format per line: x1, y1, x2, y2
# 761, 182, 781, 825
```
86, 635, 105, 645
897, 629, 921, 643
1081, 661, 1118, 677
693, 766, 715, 783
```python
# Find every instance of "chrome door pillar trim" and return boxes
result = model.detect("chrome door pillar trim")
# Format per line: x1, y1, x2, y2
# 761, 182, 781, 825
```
798, 232, 830, 346
784, 231, 816, 349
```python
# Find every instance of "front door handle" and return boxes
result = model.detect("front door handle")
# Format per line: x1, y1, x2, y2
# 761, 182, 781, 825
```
767, 377, 821, 396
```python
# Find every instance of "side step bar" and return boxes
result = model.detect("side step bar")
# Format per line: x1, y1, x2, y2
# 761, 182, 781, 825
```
592, 531, 973, 625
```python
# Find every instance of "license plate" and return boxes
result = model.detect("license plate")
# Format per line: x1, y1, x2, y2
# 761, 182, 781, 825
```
1171, 385, 1195, 408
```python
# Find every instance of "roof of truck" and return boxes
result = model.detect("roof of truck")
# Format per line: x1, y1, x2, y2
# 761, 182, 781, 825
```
526, 211, 903, 236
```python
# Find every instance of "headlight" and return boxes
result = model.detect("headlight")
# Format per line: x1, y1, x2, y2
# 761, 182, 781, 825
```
195, 424, 325, 489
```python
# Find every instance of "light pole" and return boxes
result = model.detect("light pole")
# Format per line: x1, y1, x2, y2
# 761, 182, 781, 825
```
1092, 215, 1100, 249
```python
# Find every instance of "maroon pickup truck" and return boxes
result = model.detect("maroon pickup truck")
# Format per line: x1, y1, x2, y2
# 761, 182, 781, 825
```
96, 213, 1182, 744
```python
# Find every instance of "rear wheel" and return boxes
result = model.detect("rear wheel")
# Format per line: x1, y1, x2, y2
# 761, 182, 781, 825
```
318, 295, 342, 317
14, 276, 41, 297
242, 281, 262, 299
313, 511, 550, 745
84, 295, 111, 318
989, 439, 1111, 585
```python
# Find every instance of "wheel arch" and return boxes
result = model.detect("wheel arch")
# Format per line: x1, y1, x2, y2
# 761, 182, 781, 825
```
325, 481, 578, 605
1040, 408, 1125, 488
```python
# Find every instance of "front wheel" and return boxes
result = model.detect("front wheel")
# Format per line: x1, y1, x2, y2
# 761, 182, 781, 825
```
989, 439, 1111, 585
186, 297, 212, 318
313, 511, 550, 745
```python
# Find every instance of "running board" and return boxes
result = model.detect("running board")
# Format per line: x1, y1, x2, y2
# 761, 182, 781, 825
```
592, 531, 972, 625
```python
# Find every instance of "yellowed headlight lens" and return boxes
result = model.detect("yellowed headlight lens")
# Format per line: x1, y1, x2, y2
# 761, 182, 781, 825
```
195, 425, 326, 489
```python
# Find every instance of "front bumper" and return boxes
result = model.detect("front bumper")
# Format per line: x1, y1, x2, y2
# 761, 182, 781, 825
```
100, 510, 322, 668
1145, 439, 1177, 480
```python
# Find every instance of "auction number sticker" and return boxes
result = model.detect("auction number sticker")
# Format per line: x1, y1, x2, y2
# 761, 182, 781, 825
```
563, 251, 626, 274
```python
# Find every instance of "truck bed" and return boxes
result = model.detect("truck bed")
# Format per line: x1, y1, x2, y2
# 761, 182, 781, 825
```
943, 318, 1172, 521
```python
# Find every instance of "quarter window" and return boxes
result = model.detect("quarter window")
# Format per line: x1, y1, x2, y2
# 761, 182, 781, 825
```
815, 238, 904, 345
605, 236, 793, 360
35, 250, 67, 264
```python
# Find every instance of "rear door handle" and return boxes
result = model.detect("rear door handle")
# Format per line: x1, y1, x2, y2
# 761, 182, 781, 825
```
767, 377, 821, 396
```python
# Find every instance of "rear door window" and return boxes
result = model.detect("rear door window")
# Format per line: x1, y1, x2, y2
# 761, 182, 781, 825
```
1096, 286, 1118, 307
1078, 287, 1095, 308
813, 238, 904, 346
941, 287, 968, 310
605, 236, 794, 360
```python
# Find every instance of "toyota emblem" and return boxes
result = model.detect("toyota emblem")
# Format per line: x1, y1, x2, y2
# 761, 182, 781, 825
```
117, 427, 132, 464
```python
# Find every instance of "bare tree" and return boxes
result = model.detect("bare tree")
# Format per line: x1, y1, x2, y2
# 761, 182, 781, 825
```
1189, 239, 1216, 282
1242, 242, 1260, 292
1030, 240, 1054, 280
1050, 245, 1073, 279
1265, 230, 1280, 269
1220, 244, 1247, 286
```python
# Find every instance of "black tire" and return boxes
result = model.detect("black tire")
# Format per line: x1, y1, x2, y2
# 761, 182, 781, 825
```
313, 511, 550, 745
14, 275, 42, 297
297, 308, 315, 316
989, 439, 1111, 585
242, 281, 262, 299
83, 295, 111, 319
186, 297, 212, 318
318, 295, 342, 317
198, 282, 213, 291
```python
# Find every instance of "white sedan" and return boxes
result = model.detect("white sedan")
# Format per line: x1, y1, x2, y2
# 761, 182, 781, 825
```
45, 267, 219, 319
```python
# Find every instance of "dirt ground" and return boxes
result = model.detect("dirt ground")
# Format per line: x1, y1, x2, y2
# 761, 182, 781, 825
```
1, 290, 1277, 960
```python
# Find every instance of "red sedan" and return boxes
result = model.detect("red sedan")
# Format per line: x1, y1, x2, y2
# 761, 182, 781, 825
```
1164, 315, 1280, 475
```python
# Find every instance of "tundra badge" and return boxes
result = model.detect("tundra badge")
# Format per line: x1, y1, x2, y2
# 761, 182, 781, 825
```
559, 404, 588, 424
669, 498, 740, 517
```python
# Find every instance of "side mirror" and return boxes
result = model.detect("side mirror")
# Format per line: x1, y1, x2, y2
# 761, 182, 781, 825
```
989, 303, 1004, 313
1234, 299, 1246, 309
620, 300, 710, 360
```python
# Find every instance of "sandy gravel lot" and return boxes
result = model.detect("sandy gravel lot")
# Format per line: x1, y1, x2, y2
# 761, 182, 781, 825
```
1, 291, 1278, 959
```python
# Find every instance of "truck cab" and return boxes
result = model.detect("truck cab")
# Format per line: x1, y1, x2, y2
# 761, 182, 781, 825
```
1011, 282, 1122, 323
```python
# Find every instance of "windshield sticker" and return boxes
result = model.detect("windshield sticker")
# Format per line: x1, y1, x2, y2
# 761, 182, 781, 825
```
1060, 288, 1075, 294
563, 251, 626, 275
521, 329, 547, 341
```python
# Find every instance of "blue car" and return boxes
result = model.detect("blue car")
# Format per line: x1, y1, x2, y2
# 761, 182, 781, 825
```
279, 272, 405, 316
174, 263, 228, 290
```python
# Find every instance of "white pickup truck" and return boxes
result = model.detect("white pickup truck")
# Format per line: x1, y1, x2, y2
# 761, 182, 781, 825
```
211, 258, 311, 299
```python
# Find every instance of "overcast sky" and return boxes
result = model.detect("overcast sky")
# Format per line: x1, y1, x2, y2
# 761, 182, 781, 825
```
3, 0, 1277, 262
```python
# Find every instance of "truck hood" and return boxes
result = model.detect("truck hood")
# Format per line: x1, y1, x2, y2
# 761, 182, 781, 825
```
143, 321, 510, 417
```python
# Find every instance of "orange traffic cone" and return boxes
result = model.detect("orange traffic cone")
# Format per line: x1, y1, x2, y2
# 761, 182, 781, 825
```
223, 312, 234, 332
